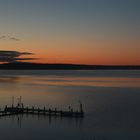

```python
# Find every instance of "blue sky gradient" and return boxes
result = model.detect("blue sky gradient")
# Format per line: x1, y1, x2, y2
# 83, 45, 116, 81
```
0, 0, 139, 64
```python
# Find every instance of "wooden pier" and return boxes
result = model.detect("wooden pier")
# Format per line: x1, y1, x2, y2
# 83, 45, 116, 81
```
0, 98, 84, 118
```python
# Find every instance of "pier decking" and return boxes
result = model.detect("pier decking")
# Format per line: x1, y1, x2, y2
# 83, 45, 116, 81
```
0, 101, 84, 118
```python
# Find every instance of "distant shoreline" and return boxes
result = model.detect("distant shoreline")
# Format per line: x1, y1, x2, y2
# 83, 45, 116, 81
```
0, 63, 139, 70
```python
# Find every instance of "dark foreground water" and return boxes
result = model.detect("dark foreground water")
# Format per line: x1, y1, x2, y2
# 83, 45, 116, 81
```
0, 70, 140, 140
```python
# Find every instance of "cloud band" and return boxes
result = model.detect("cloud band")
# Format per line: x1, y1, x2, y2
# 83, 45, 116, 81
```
0, 50, 35, 63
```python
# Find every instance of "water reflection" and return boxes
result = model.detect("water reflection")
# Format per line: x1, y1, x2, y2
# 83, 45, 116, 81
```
0, 76, 20, 83
0, 114, 85, 140
9, 114, 83, 129
0, 70, 140, 140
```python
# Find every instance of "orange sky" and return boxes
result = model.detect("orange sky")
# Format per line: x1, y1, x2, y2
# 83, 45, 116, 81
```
1, 36, 138, 65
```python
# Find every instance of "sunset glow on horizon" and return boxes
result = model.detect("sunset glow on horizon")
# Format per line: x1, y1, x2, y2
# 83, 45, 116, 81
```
0, 0, 140, 65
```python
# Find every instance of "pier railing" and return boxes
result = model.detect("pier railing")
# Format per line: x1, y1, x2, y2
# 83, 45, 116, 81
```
0, 104, 84, 118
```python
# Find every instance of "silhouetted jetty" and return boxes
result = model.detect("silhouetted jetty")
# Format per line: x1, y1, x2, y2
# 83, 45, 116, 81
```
0, 97, 84, 118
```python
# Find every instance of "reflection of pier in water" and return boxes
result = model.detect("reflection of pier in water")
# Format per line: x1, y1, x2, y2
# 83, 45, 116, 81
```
9, 112, 83, 129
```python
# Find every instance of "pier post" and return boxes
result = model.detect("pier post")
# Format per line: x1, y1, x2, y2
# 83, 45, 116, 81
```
4, 105, 7, 112
49, 108, 51, 116
55, 108, 57, 116
32, 106, 34, 114
43, 107, 45, 115
12, 96, 14, 108
60, 110, 62, 116
79, 102, 83, 114
38, 107, 40, 114
26, 107, 28, 113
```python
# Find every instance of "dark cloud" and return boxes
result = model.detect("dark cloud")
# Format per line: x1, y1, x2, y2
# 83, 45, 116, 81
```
0, 35, 20, 41
0, 36, 6, 39
0, 50, 35, 63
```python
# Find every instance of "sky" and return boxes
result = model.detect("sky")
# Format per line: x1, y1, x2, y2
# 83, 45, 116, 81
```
0, 0, 140, 65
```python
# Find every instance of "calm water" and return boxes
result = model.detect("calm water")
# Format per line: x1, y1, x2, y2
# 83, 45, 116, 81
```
0, 70, 140, 140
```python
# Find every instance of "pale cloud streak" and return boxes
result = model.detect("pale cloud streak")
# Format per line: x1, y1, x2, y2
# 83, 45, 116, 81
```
0, 35, 20, 41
